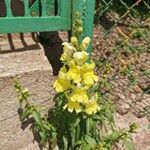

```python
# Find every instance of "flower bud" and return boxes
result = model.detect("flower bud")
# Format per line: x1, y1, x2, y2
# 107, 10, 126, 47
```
82, 37, 91, 45
77, 20, 82, 26
73, 51, 89, 66
62, 42, 75, 56
77, 27, 83, 34
71, 37, 78, 47
79, 37, 91, 51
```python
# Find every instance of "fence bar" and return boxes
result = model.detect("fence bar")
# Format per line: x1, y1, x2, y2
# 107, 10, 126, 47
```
24, 0, 30, 16
0, 0, 71, 33
41, 0, 47, 16
5, 0, 13, 17
0, 16, 70, 33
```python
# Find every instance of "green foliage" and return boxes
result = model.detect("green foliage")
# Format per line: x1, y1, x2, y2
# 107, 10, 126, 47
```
14, 80, 57, 147
120, 64, 137, 86
15, 80, 136, 150
132, 28, 148, 39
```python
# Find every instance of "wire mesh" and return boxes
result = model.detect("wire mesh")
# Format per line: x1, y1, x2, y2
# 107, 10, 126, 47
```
96, 0, 150, 35
94, 0, 150, 119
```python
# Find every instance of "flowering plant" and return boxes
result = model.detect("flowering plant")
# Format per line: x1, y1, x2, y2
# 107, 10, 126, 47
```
15, 13, 137, 150
53, 36, 100, 115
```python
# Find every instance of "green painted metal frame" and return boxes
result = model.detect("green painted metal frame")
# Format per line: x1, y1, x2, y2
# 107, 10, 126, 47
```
0, 0, 71, 33
0, 0, 95, 53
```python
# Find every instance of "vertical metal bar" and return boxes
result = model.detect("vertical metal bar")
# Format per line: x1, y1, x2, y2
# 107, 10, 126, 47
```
60, 0, 71, 16
57, 0, 61, 16
82, 0, 95, 54
24, 0, 30, 16
71, 0, 95, 54
60, 0, 71, 30
5, 0, 13, 17
72, 0, 84, 19
41, 0, 47, 16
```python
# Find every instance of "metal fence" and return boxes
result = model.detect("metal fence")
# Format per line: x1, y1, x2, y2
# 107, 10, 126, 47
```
94, 0, 150, 119
95, 0, 150, 38
0, 0, 71, 33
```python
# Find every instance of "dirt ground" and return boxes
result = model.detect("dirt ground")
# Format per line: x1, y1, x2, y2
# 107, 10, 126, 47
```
92, 23, 150, 149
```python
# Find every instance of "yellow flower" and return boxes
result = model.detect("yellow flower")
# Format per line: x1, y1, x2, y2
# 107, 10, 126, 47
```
66, 65, 81, 83
67, 59, 76, 68
69, 89, 89, 104
81, 61, 96, 72
82, 37, 91, 45
60, 42, 75, 61
84, 96, 100, 115
79, 37, 91, 51
63, 100, 82, 113
82, 71, 98, 86
53, 77, 70, 93
80, 61, 98, 87
73, 51, 89, 66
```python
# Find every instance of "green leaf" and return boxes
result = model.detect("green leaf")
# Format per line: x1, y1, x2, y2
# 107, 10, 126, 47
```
88, 83, 100, 93
32, 110, 42, 125
85, 135, 96, 145
93, 115, 102, 121
39, 131, 47, 144
81, 144, 93, 150
86, 118, 91, 135
20, 108, 31, 121
51, 131, 57, 142
63, 136, 68, 150
22, 88, 29, 94
74, 140, 82, 146
124, 140, 135, 150
74, 118, 80, 127
43, 122, 51, 130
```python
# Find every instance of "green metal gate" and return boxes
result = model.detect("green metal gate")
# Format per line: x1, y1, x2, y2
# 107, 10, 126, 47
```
0, 0, 95, 52
0, 0, 71, 33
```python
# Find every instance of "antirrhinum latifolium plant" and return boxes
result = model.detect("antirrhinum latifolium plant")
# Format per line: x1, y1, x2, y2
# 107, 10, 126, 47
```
15, 12, 137, 150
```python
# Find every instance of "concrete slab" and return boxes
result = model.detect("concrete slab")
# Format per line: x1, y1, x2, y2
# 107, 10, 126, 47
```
0, 33, 57, 149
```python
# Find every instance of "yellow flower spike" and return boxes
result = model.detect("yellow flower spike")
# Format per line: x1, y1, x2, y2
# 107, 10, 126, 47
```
79, 36, 91, 51
73, 51, 89, 66
54, 34, 99, 115
63, 100, 82, 113
69, 89, 89, 104
84, 95, 100, 115
53, 77, 70, 93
